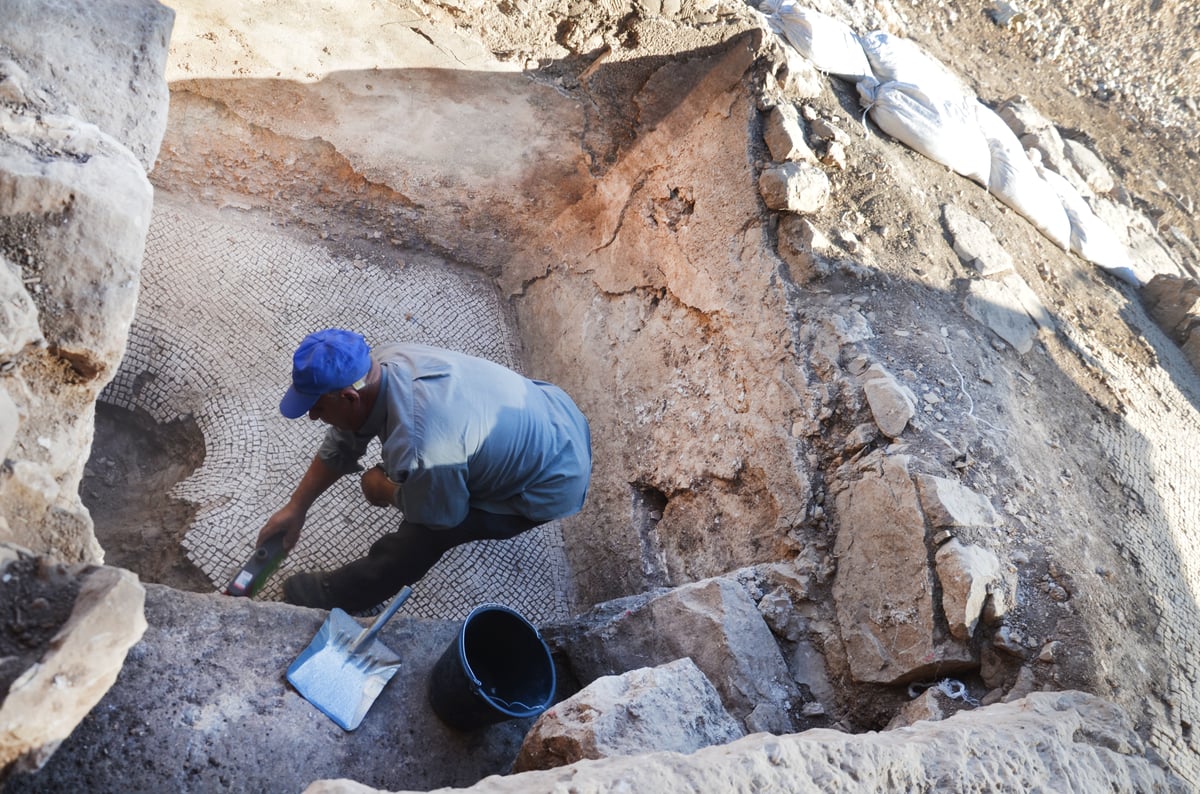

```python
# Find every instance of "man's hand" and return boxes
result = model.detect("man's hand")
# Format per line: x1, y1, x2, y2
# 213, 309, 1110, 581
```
361, 465, 398, 508
257, 504, 305, 552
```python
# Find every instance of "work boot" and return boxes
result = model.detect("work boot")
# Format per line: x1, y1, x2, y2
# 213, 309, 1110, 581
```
283, 571, 336, 609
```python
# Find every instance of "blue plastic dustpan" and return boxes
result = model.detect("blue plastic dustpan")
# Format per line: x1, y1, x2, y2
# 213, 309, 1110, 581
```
286, 586, 412, 730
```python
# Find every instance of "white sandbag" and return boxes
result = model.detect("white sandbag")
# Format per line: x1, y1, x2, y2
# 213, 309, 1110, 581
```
770, 2, 874, 81
859, 77, 991, 186
975, 103, 1071, 251
1040, 165, 1140, 285
860, 30, 973, 99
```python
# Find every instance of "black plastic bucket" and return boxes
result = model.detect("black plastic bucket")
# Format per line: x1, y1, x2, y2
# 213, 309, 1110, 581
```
428, 604, 556, 730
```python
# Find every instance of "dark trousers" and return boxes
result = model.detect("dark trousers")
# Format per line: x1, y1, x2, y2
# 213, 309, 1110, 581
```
323, 509, 543, 612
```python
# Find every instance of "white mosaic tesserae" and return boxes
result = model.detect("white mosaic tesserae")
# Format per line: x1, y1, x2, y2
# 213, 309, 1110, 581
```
100, 194, 572, 622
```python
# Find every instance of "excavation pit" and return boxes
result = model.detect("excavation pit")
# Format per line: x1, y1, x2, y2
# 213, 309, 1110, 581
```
82, 402, 209, 593
95, 193, 572, 621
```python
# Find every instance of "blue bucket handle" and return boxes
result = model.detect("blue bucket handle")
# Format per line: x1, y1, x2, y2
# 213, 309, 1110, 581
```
460, 603, 545, 693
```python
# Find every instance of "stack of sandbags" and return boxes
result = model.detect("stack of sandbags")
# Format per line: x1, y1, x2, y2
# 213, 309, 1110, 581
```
758, 3, 1140, 285
761, 1, 873, 81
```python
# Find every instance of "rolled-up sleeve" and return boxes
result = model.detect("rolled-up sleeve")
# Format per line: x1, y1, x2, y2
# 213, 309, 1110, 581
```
316, 427, 371, 475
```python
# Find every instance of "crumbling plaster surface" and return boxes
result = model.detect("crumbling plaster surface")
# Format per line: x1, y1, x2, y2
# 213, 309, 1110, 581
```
511, 30, 815, 600
156, 0, 593, 281
547, 33, 813, 598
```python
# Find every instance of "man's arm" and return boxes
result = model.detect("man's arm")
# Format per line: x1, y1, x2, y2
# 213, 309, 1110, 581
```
361, 464, 400, 508
257, 454, 345, 551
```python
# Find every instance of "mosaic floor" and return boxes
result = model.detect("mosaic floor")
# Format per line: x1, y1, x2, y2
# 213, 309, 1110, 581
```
101, 192, 571, 622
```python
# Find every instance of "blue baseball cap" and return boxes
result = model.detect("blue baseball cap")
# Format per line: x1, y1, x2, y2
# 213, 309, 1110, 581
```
279, 328, 372, 419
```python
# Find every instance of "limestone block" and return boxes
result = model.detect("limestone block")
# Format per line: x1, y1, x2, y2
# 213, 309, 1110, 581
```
1091, 198, 1176, 285
757, 587, 800, 641
995, 96, 1051, 138
885, 688, 946, 729
0, 556, 147, 773
963, 276, 1040, 354
1019, 130, 1083, 191
1005, 272, 1054, 331
809, 118, 849, 146
941, 204, 1013, 276
0, 386, 18, 460
935, 539, 1005, 640
2, 460, 62, 519
832, 452, 972, 684
763, 103, 817, 164
760, 560, 819, 602
0, 460, 102, 563
559, 577, 801, 733
776, 215, 831, 282
862, 364, 916, 439
769, 44, 825, 100
0, 256, 43, 358
786, 639, 836, 709
916, 475, 1001, 528
758, 161, 830, 213
513, 658, 744, 772
0, 110, 154, 377
996, 97, 1085, 193
1060, 136, 1113, 195
0, 0, 174, 170
745, 702, 792, 733
307, 692, 1186, 793
1061, 138, 1115, 195
1183, 330, 1200, 372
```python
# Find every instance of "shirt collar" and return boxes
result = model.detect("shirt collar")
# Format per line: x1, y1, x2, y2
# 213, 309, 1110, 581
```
357, 359, 390, 438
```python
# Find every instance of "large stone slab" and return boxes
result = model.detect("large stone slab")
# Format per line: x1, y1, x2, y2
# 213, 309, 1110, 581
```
916, 475, 1001, 528
0, 0, 173, 169
941, 203, 1014, 277
935, 539, 1008, 640
861, 364, 916, 439
831, 453, 972, 684
307, 692, 1186, 794
0, 548, 146, 773
513, 657, 743, 772
963, 276, 1041, 354
555, 577, 801, 734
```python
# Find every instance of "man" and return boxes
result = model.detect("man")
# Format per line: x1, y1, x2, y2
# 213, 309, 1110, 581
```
258, 328, 592, 612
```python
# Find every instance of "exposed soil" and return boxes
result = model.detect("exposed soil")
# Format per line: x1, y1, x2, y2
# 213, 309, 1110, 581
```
0, 553, 81, 699
81, 403, 212, 592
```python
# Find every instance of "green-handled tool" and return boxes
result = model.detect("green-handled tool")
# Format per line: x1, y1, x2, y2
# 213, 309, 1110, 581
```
287, 586, 414, 730
224, 533, 287, 597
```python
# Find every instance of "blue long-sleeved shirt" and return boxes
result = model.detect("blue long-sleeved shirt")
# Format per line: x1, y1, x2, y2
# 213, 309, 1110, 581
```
317, 343, 592, 529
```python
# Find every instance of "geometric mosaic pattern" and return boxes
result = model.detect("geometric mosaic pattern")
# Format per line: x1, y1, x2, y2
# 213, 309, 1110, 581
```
100, 192, 571, 622
1076, 324, 1200, 785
